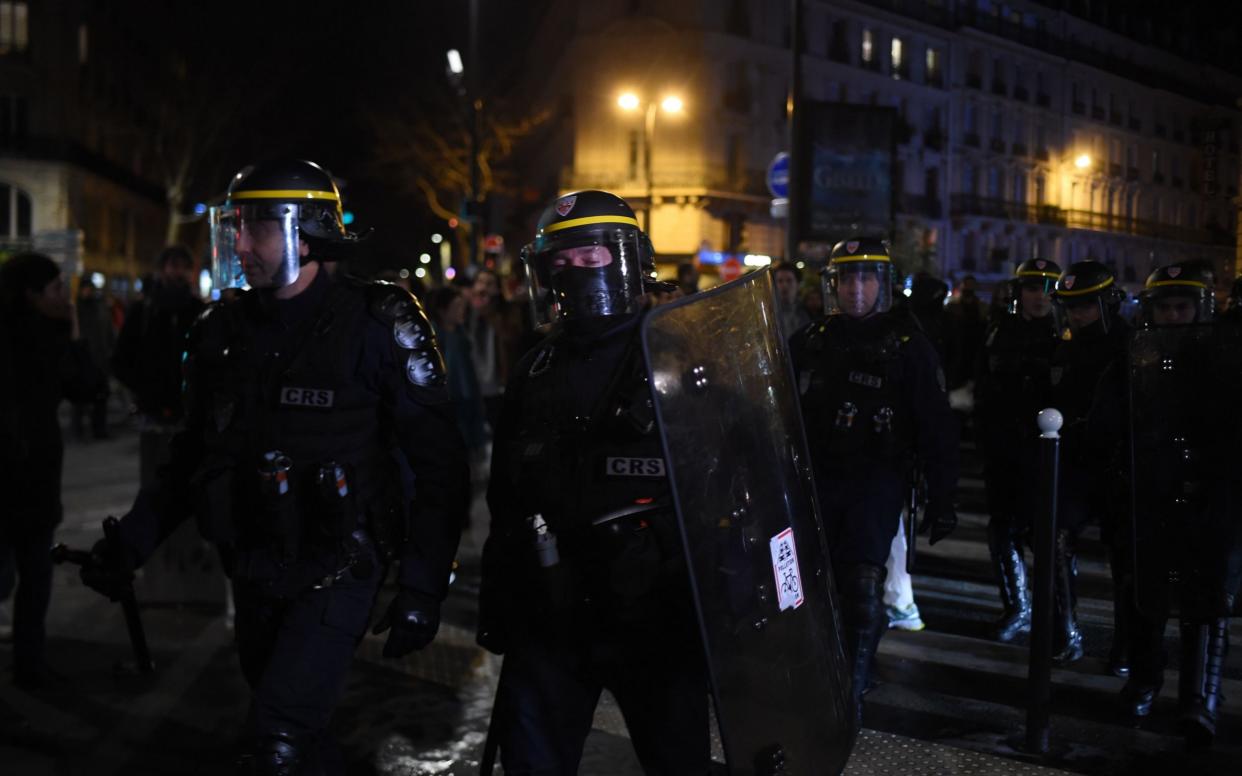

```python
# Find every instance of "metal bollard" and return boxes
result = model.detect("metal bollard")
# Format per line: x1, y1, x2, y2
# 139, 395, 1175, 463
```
1026, 408, 1062, 754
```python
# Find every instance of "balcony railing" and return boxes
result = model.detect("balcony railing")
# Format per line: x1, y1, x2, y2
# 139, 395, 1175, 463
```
561, 166, 762, 197
1064, 209, 1233, 245
950, 194, 1066, 225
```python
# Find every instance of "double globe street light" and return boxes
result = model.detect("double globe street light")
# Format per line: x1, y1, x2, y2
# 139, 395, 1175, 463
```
616, 90, 685, 236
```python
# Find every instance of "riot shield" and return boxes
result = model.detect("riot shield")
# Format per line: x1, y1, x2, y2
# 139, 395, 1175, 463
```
641, 270, 854, 776
1128, 324, 1235, 619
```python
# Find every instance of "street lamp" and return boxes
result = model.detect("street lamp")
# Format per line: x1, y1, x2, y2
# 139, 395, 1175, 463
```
617, 91, 685, 235
1074, 153, 1092, 170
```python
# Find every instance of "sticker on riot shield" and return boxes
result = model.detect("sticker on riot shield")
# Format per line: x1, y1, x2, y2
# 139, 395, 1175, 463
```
769, 527, 805, 611
642, 269, 854, 776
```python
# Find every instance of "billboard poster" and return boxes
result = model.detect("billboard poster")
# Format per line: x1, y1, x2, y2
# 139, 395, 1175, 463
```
793, 102, 895, 243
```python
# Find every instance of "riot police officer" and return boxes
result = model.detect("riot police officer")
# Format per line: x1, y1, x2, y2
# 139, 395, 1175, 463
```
80, 159, 469, 774
974, 259, 1062, 643
1050, 260, 1129, 668
789, 237, 959, 720
478, 191, 710, 773
1121, 261, 1233, 746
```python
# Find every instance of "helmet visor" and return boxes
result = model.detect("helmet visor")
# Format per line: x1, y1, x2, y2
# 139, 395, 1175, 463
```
822, 260, 891, 318
209, 203, 301, 290
1139, 285, 1212, 327
522, 227, 645, 327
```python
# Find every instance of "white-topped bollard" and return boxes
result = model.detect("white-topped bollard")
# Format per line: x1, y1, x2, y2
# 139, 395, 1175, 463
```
1037, 407, 1063, 440
1027, 407, 1063, 754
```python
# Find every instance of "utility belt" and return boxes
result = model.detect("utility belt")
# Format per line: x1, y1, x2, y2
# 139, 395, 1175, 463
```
193, 449, 405, 568
522, 500, 682, 620
820, 398, 909, 465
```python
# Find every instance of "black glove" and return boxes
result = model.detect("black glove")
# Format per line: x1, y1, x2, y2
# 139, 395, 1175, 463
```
79, 538, 135, 602
918, 502, 958, 546
371, 589, 441, 658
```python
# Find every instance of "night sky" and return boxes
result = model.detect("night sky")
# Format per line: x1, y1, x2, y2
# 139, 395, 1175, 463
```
164, 0, 544, 270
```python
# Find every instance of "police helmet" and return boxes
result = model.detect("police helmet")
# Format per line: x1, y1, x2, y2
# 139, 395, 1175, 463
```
822, 236, 892, 318
209, 159, 362, 290
521, 190, 661, 326
1054, 260, 1124, 332
1008, 258, 1061, 317
1138, 260, 1215, 326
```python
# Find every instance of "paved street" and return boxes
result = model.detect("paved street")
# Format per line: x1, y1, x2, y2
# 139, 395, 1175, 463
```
0, 412, 1238, 775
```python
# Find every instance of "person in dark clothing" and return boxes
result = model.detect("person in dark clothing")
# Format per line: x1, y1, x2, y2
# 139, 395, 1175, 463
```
72, 282, 115, 439
0, 252, 97, 690
478, 190, 710, 773
790, 237, 959, 722
946, 274, 988, 389
974, 259, 1062, 643
79, 160, 469, 774
1117, 262, 1236, 747
426, 285, 487, 456
112, 244, 206, 486
908, 272, 955, 374
1048, 260, 1130, 667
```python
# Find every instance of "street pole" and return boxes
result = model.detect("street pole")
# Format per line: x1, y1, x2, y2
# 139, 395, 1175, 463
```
1027, 407, 1062, 755
644, 101, 657, 234
467, 0, 481, 269
786, 0, 803, 264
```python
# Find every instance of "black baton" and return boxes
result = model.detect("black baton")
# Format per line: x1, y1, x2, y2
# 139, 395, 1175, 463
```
103, 517, 155, 674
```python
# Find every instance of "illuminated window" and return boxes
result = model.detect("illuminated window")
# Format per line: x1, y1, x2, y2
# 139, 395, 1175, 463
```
890, 37, 905, 79
925, 47, 943, 86
0, 182, 32, 238
0, 2, 28, 55
861, 28, 874, 65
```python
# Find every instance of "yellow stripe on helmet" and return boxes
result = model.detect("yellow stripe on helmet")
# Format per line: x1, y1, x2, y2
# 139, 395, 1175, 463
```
229, 189, 341, 202
1057, 276, 1114, 297
542, 214, 641, 234
1146, 279, 1207, 290
1017, 270, 1060, 280
832, 254, 891, 263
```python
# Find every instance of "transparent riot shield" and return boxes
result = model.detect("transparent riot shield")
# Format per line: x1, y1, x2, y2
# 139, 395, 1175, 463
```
641, 270, 854, 776
1128, 324, 1230, 619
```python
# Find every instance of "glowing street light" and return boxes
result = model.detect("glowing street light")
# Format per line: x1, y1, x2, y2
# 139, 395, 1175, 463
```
1074, 153, 1092, 170
614, 89, 686, 233
446, 49, 464, 76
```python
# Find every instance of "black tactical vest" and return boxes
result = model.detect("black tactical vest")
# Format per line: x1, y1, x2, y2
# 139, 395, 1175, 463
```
187, 277, 418, 569
795, 314, 917, 471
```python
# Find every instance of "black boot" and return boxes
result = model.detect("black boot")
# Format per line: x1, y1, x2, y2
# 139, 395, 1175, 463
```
837, 563, 887, 726
1108, 569, 1132, 677
1120, 610, 1165, 717
1052, 529, 1084, 665
1179, 618, 1228, 747
987, 521, 1031, 642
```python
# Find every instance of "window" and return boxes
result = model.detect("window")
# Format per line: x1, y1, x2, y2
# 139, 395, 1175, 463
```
0, 2, 28, 55
1035, 175, 1046, 205
926, 46, 943, 87
78, 24, 88, 65
891, 37, 906, 79
964, 103, 977, 133
861, 28, 875, 66
987, 166, 1003, 198
962, 163, 977, 194
0, 182, 32, 238
1013, 172, 1027, 203
829, 19, 850, 62
0, 94, 27, 147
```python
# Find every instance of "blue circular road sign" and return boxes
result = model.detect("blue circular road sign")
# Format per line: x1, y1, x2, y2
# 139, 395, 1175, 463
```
767, 152, 790, 199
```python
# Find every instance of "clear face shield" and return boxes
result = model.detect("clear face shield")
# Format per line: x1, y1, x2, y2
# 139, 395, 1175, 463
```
822, 260, 891, 319
521, 227, 646, 328
1138, 286, 1212, 327
209, 203, 302, 290
1012, 276, 1057, 320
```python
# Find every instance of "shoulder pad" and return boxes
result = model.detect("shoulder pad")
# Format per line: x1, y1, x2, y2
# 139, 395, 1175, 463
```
365, 282, 446, 389
186, 298, 241, 351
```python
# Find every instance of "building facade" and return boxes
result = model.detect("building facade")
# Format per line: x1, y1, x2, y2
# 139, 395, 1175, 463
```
516, 0, 1242, 289
0, 0, 166, 292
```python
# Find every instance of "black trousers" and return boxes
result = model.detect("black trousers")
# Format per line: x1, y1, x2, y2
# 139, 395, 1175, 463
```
494, 630, 710, 775
232, 565, 382, 771
0, 518, 56, 678
820, 469, 905, 569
